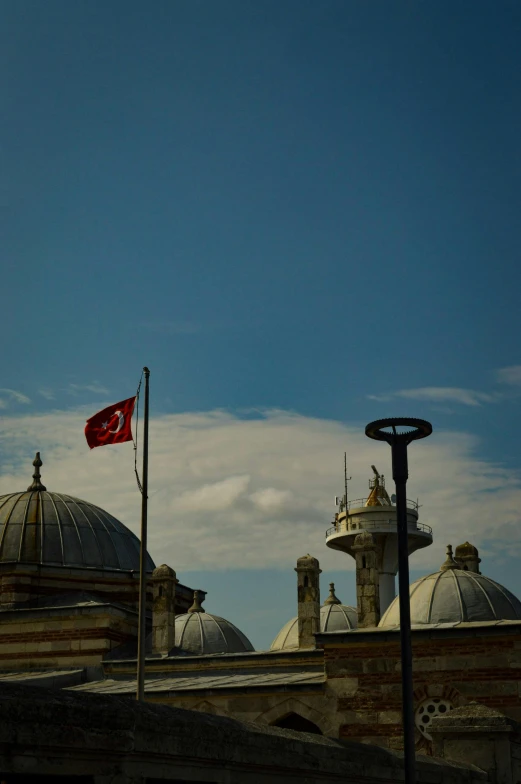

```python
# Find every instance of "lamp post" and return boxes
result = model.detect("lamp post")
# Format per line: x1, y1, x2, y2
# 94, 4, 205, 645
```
365, 418, 432, 784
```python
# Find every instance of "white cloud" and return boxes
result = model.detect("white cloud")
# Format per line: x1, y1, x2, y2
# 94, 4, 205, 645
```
0, 408, 520, 577
0, 389, 31, 407
496, 365, 521, 386
250, 487, 294, 512
38, 388, 56, 401
67, 383, 110, 396
175, 475, 251, 512
369, 387, 496, 407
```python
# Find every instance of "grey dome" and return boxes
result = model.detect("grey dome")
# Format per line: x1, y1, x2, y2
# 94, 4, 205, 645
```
0, 456, 154, 572
173, 611, 255, 655
270, 603, 358, 651
379, 569, 521, 627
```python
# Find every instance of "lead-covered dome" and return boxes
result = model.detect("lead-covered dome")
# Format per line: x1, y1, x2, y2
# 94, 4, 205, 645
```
270, 583, 357, 650
0, 453, 154, 572
173, 591, 254, 655
379, 545, 521, 627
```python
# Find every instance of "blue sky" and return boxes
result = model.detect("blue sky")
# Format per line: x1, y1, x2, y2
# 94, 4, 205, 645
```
3, 1, 521, 648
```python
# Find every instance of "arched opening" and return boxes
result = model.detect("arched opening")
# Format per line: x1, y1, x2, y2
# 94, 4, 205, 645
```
361, 555, 366, 569
303, 575, 309, 587
271, 712, 322, 735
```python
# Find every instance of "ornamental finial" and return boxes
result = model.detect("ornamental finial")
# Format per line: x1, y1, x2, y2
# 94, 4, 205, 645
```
440, 544, 458, 572
188, 590, 205, 613
324, 582, 342, 605
27, 452, 46, 491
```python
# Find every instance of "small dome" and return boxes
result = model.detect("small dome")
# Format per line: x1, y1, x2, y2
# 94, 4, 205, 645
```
0, 453, 155, 572
270, 590, 357, 651
173, 612, 254, 655
173, 592, 254, 655
379, 554, 521, 627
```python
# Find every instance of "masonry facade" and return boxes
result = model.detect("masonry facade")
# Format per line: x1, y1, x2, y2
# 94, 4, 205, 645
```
317, 622, 521, 752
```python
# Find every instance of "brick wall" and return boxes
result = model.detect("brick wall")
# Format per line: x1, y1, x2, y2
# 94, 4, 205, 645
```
320, 626, 521, 751
0, 610, 137, 668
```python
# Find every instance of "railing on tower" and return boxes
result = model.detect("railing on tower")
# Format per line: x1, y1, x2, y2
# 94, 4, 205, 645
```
340, 497, 419, 512
325, 519, 433, 539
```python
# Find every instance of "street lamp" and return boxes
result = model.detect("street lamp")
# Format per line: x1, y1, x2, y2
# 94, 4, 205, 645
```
365, 418, 432, 784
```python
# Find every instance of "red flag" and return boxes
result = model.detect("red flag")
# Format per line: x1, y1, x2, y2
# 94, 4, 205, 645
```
85, 397, 136, 449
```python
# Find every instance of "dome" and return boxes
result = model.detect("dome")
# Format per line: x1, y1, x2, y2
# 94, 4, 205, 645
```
0, 453, 155, 572
173, 591, 255, 655
379, 546, 521, 627
270, 584, 357, 650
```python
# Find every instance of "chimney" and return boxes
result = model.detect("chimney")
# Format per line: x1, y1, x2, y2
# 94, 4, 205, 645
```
352, 531, 380, 628
295, 554, 321, 648
151, 564, 178, 656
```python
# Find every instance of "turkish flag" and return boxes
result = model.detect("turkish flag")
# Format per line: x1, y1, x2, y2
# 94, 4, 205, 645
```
85, 397, 136, 449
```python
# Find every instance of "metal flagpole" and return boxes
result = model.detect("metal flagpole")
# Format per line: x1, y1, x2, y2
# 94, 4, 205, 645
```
136, 366, 150, 701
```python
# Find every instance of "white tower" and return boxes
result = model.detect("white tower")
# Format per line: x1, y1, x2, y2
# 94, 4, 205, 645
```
326, 465, 432, 617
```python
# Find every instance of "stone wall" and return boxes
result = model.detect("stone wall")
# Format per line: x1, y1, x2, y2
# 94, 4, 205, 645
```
0, 563, 199, 669
430, 703, 521, 784
152, 688, 340, 737
0, 603, 137, 668
0, 563, 196, 615
102, 649, 341, 736
0, 680, 486, 784
0, 564, 142, 609
317, 623, 521, 752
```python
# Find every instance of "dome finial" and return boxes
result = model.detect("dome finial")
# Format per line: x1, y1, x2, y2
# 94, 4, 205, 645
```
27, 452, 46, 491
324, 582, 342, 605
440, 544, 458, 571
188, 590, 205, 613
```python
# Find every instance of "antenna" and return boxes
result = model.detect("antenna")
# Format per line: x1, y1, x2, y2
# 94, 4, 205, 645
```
344, 452, 352, 513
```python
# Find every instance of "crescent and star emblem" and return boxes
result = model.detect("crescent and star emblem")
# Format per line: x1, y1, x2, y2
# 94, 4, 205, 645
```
109, 410, 125, 434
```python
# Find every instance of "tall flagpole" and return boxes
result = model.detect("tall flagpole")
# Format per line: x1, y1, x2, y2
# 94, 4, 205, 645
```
136, 366, 150, 701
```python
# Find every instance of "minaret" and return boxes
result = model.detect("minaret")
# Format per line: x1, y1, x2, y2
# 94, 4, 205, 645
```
326, 464, 433, 615
295, 554, 321, 648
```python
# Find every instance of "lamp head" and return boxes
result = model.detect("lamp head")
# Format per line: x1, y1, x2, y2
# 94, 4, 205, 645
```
365, 418, 432, 446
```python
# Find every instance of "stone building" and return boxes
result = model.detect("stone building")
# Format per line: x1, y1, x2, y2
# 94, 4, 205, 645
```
2, 456, 521, 780
0, 454, 200, 669
0, 679, 487, 784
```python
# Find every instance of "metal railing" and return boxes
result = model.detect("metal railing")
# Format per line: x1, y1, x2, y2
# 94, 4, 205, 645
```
325, 519, 432, 538
341, 497, 419, 511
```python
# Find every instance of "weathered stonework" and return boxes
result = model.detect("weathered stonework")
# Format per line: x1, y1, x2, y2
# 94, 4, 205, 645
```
151, 563, 178, 655
352, 531, 380, 627
0, 561, 196, 670
0, 680, 486, 784
430, 702, 521, 784
316, 622, 521, 752
295, 555, 321, 649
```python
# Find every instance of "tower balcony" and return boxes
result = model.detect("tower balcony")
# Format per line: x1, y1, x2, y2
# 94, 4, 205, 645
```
325, 498, 432, 559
